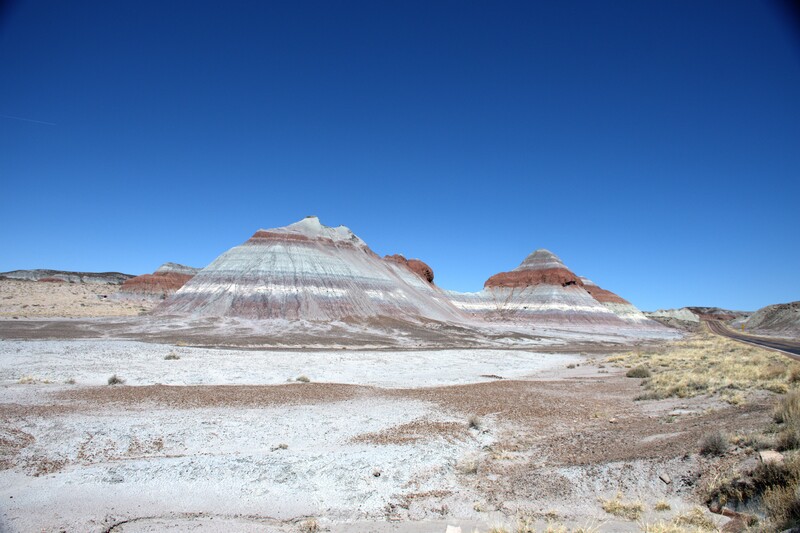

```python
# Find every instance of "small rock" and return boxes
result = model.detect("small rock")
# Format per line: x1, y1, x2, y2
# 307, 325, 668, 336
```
387, 514, 402, 522
759, 450, 784, 464
659, 473, 672, 485
608, 418, 617, 424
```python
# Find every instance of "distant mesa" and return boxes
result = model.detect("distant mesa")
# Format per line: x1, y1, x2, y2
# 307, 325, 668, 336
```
118, 263, 200, 300
0, 269, 133, 284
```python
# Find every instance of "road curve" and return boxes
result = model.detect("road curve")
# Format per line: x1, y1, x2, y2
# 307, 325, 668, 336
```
706, 319, 800, 360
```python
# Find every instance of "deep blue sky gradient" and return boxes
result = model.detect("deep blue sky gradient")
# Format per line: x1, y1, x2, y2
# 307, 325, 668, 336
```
1, 1, 799, 311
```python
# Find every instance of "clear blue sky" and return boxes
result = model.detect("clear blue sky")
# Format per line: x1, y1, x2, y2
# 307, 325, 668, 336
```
2, 1, 799, 311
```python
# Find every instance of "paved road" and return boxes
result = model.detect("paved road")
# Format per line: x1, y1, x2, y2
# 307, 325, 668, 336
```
706, 319, 800, 359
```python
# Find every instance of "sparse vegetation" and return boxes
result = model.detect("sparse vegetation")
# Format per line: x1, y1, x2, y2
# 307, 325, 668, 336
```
298, 517, 319, 533
64, 378, 76, 385
468, 414, 482, 429
653, 500, 671, 511
700, 430, 729, 456
164, 351, 180, 360
609, 327, 800, 403
456, 456, 479, 475
599, 492, 644, 520
107, 374, 125, 385
625, 366, 651, 378
673, 507, 716, 530
296, 375, 310, 383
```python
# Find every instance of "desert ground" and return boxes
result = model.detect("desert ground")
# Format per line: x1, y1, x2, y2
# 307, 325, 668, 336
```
1, 280, 797, 532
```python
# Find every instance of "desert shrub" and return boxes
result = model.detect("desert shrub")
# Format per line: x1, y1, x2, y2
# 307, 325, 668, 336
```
456, 456, 479, 475
777, 429, 800, 451
296, 375, 310, 383
763, 485, 800, 531
775, 391, 800, 425
164, 352, 180, 360
626, 366, 651, 378
298, 518, 319, 533
789, 366, 800, 383
751, 459, 800, 492
468, 414, 482, 429
107, 374, 125, 385
700, 430, 728, 456
599, 492, 643, 520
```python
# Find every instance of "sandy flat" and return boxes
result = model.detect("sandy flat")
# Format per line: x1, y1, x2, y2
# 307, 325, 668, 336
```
0, 279, 156, 318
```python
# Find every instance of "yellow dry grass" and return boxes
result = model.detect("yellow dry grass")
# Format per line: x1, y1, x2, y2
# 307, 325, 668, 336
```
599, 492, 644, 520
607, 326, 800, 403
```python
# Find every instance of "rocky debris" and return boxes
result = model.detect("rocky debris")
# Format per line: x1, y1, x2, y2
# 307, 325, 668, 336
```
384, 254, 434, 284
0, 269, 134, 284
743, 301, 800, 338
659, 473, 671, 484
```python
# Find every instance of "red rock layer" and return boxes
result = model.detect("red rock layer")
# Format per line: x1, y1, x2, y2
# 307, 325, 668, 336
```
583, 284, 629, 304
121, 272, 194, 297
484, 268, 583, 289
384, 254, 435, 284
38, 277, 66, 283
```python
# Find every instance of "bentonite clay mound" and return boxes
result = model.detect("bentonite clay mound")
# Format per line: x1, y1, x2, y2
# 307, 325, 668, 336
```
119, 263, 200, 300
120, 272, 195, 298
484, 267, 582, 289
384, 254, 434, 284
580, 278, 629, 304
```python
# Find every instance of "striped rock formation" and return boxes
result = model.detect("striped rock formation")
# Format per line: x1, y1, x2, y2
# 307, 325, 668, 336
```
447, 250, 633, 326
580, 277, 652, 324
119, 263, 200, 300
157, 217, 466, 322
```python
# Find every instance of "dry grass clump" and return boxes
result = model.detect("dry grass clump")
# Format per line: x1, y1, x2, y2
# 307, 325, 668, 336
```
610, 328, 800, 403
775, 391, 800, 451
599, 492, 644, 520
700, 430, 729, 456
626, 366, 651, 378
763, 485, 800, 531
468, 414, 482, 429
673, 507, 716, 530
653, 500, 671, 511
107, 374, 125, 385
295, 375, 310, 383
298, 517, 319, 533
456, 456, 479, 475
164, 351, 180, 360
641, 507, 717, 532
